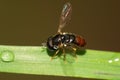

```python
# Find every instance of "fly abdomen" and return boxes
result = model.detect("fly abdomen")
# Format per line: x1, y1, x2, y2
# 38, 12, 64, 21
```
74, 35, 86, 47
61, 33, 75, 44
61, 33, 86, 47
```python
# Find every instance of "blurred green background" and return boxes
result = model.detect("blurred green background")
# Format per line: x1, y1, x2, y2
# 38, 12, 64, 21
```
0, 0, 120, 80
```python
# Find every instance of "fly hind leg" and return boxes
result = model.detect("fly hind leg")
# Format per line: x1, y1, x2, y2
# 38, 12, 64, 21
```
70, 46, 77, 60
62, 48, 66, 61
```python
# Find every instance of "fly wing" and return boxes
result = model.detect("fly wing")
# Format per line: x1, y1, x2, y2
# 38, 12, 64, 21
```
58, 2, 72, 33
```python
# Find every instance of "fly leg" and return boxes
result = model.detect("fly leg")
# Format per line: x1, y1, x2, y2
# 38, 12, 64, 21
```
70, 46, 77, 60
62, 48, 67, 63
51, 49, 60, 60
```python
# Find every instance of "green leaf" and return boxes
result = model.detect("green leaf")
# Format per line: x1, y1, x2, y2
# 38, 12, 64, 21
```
0, 45, 120, 79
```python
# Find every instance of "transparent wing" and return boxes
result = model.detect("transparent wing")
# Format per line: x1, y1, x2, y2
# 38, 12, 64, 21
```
58, 2, 72, 33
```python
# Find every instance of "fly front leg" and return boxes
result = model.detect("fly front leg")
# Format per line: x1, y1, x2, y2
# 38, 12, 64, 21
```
51, 49, 60, 60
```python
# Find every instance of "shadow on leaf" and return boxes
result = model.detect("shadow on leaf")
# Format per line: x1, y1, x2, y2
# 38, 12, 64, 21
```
47, 48, 86, 57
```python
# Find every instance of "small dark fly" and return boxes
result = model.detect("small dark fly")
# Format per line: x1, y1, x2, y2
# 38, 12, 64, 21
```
47, 2, 86, 60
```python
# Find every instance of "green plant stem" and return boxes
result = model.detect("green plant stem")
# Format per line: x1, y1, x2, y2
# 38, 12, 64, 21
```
0, 45, 120, 79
